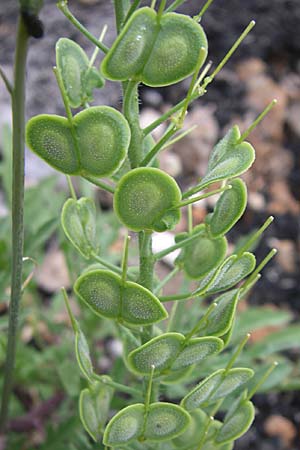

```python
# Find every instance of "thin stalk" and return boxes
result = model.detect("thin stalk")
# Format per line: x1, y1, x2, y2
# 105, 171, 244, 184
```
194, 0, 215, 22
166, 0, 187, 13
88, 25, 108, 68
66, 175, 77, 200
236, 216, 274, 257
160, 125, 198, 151
83, 175, 115, 194
185, 302, 217, 342
247, 362, 278, 400
91, 253, 123, 275
153, 266, 180, 295
57, 1, 109, 53
154, 227, 205, 261
139, 231, 155, 343
224, 333, 250, 374
0, 66, 13, 95
113, 0, 130, 33
141, 124, 177, 166
95, 374, 142, 398
238, 99, 277, 144
0, 16, 29, 431
123, 0, 142, 25
176, 185, 231, 208
123, 80, 144, 167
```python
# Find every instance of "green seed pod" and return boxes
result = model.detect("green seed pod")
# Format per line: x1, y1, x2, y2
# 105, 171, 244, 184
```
176, 224, 227, 279
203, 421, 234, 450
75, 328, 94, 381
204, 289, 239, 337
26, 106, 130, 177
74, 269, 168, 326
200, 126, 255, 189
56, 38, 105, 108
26, 114, 79, 175
206, 252, 256, 294
215, 399, 255, 445
181, 368, 254, 411
61, 197, 98, 259
74, 106, 130, 177
128, 333, 223, 376
161, 366, 193, 385
101, 7, 207, 87
206, 178, 247, 238
79, 381, 114, 441
172, 409, 207, 448
103, 403, 145, 446
144, 403, 191, 441
114, 168, 182, 232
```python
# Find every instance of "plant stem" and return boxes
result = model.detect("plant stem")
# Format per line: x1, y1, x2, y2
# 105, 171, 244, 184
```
141, 124, 177, 166
83, 174, 115, 194
153, 227, 205, 261
113, 0, 130, 32
123, 80, 144, 167
0, 66, 13, 95
139, 231, 155, 342
0, 16, 29, 431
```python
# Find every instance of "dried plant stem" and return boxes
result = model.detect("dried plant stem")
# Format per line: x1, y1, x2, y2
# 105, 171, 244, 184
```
0, 16, 29, 431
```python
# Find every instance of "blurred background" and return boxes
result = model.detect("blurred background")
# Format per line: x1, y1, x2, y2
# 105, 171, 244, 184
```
0, 1, 300, 449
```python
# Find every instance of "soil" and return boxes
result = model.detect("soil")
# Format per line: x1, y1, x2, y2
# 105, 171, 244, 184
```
0, 1, 300, 449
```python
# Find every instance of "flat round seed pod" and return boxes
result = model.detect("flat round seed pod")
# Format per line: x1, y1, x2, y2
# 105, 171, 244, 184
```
176, 225, 227, 279
206, 252, 256, 294
103, 404, 145, 446
128, 333, 185, 375
101, 7, 208, 87
74, 106, 130, 177
101, 8, 157, 81
181, 368, 254, 411
114, 168, 182, 232
75, 270, 121, 319
215, 400, 254, 445
74, 269, 167, 326
172, 410, 207, 448
75, 328, 94, 381
56, 38, 105, 108
144, 403, 191, 441
143, 12, 208, 86
207, 178, 247, 238
161, 366, 193, 385
56, 38, 90, 108
204, 289, 239, 337
26, 114, 79, 174
61, 197, 98, 259
171, 337, 223, 370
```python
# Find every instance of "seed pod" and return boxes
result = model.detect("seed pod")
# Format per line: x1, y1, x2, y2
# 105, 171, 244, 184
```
206, 252, 256, 294
204, 289, 240, 337
61, 197, 98, 259
103, 402, 191, 445
114, 167, 182, 232
128, 332, 223, 375
215, 398, 255, 444
176, 224, 227, 279
200, 126, 255, 189
101, 7, 207, 87
75, 328, 94, 381
74, 269, 168, 326
172, 409, 207, 448
56, 38, 104, 108
181, 368, 254, 411
206, 178, 247, 238
79, 381, 114, 441
26, 106, 130, 177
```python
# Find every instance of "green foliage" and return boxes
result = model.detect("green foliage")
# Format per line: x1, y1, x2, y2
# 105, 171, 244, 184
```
3, 0, 297, 449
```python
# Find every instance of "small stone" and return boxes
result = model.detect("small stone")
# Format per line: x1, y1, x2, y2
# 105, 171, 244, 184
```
264, 415, 296, 447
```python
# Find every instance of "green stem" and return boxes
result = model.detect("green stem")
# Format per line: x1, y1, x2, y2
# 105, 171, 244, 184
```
176, 185, 231, 208
91, 253, 123, 275
0, 16, 29, 431
123, 0, 142, 25
165, 0, 187, 13
194, 0, 215, 22
139, 231, 155, 343
57, 1, 109, 53
153, 228, 205, 261
113, 0, 130, 33
153, 266, 179, 295
66, 175, 77, 200
140, 124, 177, 166
0, 66, 13, 95
95, 374, 141, 398
82, 174, 115, 194
123, 80, 144, 167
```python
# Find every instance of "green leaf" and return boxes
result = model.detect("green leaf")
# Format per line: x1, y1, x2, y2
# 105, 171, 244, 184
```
144, 403, 190, 441
61, 197, 98, 259
206, 253, 256, 294
56, 38, 104, 108
26, 106, 130, 177
176, 224, 227, 279
114, 168, 182, 232
79, 381, 114, 442
207, 178, 247, 238
248, 324, 300, 357
101, 7, 207, 87
74, 269, 168, 326
26, 114, 79, 174
203, 290, 239, 337
103, 404, 144, 446
215, 399, 255, 444
128, 333, 223, 375
182, 368, 254, 411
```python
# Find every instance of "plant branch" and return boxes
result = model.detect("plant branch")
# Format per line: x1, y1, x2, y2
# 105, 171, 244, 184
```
0, 66, 13, 96
0, 16, 29, 431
